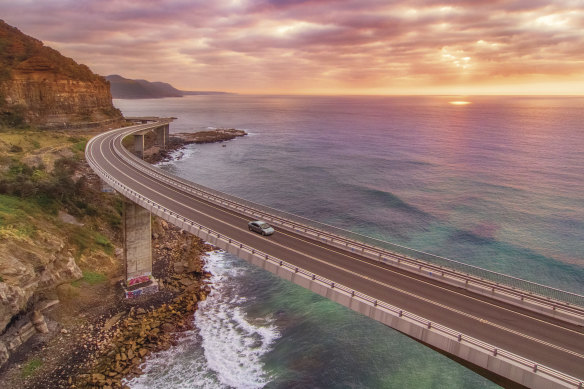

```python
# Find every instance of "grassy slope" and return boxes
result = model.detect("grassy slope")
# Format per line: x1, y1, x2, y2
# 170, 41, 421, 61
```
0, 126, 130, 385
0, 127, 123, 289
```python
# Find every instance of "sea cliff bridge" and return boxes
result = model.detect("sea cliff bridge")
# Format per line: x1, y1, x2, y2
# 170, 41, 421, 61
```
86, 118, 584, 389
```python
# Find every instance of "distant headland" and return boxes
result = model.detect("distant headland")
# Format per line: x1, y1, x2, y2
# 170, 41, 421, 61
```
106, 74, 234, 99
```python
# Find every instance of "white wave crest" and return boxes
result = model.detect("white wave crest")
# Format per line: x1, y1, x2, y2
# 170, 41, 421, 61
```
196, 251, 279, 388
126, 250, 279, 389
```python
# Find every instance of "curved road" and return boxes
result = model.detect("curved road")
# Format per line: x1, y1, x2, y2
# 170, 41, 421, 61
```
87, 124, 584, 383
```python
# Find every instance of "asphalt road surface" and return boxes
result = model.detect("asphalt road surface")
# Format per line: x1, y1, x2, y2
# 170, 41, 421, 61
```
87, 127, 584, 380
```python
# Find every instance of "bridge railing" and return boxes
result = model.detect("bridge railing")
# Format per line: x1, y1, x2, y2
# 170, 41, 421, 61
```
110, 126, 584, 311
85, 137, 584, 389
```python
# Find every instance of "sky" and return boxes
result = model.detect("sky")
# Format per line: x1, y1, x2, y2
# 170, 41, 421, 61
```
2, 0, 584, 95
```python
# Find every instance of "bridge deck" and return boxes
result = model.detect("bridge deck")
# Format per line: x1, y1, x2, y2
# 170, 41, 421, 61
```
87, 125, 584, 384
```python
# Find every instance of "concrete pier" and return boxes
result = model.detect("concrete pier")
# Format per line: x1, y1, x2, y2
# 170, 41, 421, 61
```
155, 125, 168, 149
133, 134, 145, 159
122, 200, 157, 298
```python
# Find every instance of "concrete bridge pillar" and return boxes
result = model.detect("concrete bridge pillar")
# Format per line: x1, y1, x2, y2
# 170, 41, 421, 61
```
134, 134, 145, 159
155, 125, 167, 149
122, 200, 158, 298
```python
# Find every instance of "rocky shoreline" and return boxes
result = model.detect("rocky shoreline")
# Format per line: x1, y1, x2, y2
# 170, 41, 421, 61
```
0, 217, 214, 389
144, 128, 246, 164
74, 222, 215, 389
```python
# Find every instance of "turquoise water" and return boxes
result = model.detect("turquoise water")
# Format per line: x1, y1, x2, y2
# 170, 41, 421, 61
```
118, 95, 584, 388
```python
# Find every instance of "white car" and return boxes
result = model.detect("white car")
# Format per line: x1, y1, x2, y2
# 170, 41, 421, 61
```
248, 220, 275, 236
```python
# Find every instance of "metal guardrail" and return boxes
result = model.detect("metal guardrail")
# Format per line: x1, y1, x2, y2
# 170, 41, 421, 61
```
107, 125, 584, 313
85, 130, 584, 388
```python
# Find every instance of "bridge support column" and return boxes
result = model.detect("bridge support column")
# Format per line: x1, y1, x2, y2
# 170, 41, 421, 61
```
134, 134, 145, 159
122, 200, 158, 298
155, 126, 167, 149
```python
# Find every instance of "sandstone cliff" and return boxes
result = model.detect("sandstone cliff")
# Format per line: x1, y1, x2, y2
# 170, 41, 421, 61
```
0, 225, 82, 334
0, 20, 122, 128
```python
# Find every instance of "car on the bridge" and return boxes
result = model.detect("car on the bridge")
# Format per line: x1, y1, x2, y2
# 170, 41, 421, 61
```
248, 220, 275, 236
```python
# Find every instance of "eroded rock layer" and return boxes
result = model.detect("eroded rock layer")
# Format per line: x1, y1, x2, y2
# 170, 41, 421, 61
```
0, 20, 122, 127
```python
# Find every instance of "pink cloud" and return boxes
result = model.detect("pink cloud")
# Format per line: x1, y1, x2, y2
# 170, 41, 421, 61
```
1, 0, 583, 93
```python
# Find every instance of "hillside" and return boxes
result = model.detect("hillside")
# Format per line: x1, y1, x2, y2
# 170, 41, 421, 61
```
0, 128, 212, 388
0, 20, 122, 128
106, 75, 183, 99
106, 74, 233, 99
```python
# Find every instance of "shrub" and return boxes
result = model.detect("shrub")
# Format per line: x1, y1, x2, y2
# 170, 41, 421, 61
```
21, 358, 42, 378
0, 105, 28, 129
72, 271, 106, 286
95, 233, 114, 255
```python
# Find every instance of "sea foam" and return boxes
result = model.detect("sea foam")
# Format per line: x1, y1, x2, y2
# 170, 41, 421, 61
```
126, 250, 279, 389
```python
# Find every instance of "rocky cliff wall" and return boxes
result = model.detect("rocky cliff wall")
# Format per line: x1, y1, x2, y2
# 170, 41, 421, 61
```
0, 230, 82, 335
2, 67, 121, 127
0, 20, 123, 128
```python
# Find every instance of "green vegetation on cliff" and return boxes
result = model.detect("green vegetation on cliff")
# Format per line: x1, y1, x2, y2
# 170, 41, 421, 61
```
0, 128, 123, 276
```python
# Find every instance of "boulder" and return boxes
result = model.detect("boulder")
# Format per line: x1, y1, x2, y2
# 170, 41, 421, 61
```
31, 310, 49, 334
0, 341, 9, 365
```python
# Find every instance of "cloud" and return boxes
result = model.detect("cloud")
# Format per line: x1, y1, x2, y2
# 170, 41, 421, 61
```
1, 0, 583, 93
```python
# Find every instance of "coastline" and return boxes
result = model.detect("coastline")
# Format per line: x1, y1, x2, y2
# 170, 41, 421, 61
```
143, 128, 246, 164
0, 127, 246, 389
73, 221, 215, 388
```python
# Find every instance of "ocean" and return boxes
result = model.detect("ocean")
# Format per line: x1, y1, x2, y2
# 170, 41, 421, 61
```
115, 95, 584, 388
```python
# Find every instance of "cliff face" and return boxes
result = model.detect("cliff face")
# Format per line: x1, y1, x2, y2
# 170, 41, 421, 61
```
0, 227, 82, 334
0, 130, 122, 341
0, 20, 122, 127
